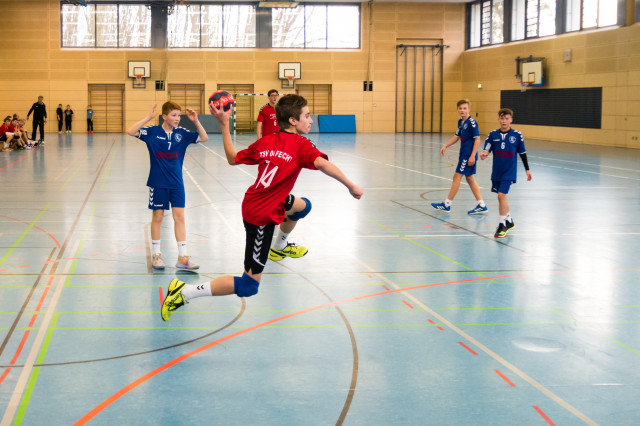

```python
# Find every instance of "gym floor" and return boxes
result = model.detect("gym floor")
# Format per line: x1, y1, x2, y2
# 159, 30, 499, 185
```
0, 131, 639, 425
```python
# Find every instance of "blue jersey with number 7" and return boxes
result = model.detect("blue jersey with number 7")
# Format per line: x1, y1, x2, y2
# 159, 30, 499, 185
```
137, 125, 199, 189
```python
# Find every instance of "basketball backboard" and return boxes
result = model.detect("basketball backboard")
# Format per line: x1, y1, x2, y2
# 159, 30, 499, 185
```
128, 61, 151, 78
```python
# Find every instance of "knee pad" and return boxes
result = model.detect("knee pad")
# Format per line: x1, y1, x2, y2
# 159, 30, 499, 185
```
234, 273, 260, 298
287, 197, 312, 221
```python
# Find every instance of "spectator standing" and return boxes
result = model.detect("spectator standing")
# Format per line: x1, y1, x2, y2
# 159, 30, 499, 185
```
26, 95, 47, 144
56, 104, 64, 134
64, 105, 74, 134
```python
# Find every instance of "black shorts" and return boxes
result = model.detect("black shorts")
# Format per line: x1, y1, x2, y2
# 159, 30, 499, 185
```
243, 220, 276, 275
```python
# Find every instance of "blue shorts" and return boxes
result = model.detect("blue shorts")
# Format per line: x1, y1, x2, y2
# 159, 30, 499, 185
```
491, 180, 514, 194
148, 187, 185, 210
456, 155, 477, 175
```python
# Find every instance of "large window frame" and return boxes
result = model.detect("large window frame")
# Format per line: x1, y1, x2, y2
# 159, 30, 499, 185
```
61, 2, 361, 50
467, 0, 622, 49
61, 3, 151, 48
167, 4, 257, 48
271, 4, 361, 49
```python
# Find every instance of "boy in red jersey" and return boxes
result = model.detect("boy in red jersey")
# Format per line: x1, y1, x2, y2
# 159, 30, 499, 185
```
256, 89, 279, 139
161, 94, 363, 321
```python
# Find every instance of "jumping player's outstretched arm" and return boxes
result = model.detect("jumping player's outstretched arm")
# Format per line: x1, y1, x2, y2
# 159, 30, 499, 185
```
127, 104, 156, 137
209, 102, 236, 165
313, 156, 364, 199
185, 108, 208, 143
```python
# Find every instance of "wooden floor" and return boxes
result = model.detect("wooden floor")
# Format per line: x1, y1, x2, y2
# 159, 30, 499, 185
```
1, 132, 639, 425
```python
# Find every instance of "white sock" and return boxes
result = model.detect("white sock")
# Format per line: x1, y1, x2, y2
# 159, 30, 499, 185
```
181, 282, 211, 302
177, 241, 188, 257
499, 215, 507, 225
505, 212, 512, 223
478, 200, 486, 207
152, 240, 161, 254
274, 229, 289, 250
444, 199, 452, 207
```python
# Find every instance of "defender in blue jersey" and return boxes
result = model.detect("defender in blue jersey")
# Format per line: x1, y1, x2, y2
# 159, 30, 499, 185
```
127, 101, 208, 270
431, 99, 487, 214
480, 108, 532, 238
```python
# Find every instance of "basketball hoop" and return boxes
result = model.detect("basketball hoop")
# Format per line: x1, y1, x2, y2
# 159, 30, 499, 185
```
135, 74, 143, 85
520, 81, 533, 92
282, 75, 296, 89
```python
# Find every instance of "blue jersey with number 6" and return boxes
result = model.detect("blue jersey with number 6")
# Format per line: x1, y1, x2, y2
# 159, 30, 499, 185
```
137, 125, 199, 189
483, 128, 526, 182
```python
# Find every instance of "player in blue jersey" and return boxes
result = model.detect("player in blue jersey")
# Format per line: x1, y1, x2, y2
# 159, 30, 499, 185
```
480, 108, 532, 238
127, 101, 208, 270
431, 99, 487, 214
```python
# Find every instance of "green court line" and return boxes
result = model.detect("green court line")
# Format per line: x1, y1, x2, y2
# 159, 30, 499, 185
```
59, 156, 89, 191
363, 216, 480, 274
581, 327, 640, 356
13, 367, 40, 425
99, 147, 116, 190
0, 204, 50, 267
13, 232, 79, 419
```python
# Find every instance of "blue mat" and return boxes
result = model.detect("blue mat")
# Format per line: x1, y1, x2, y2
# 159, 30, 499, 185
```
318, 115, 356, 133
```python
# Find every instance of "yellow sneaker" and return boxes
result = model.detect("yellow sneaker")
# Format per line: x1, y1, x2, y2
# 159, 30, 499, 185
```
161, 278, 187, 321
269, 243, 308, 262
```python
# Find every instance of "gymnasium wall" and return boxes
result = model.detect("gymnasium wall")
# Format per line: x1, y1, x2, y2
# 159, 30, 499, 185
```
461, 25, 640, 149
0, 0, 465, 134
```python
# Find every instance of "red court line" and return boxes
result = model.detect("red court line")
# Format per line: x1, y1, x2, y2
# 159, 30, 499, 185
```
437, 326, 444, 331
495, 369, 516, 387
10, 331, 31, 365
0, 148, 42, 172
458, 341, 478, 355
75, 273, 529, 425
158, 287, 164, 307
0, 214, 60, 248
0, 368, 10, 386
381, 285, 390, 291
533, 406, 556, 425
402, 300, 414, 309
18, 265, 31, 269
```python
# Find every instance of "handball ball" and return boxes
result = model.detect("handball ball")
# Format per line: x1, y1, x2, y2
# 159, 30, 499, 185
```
209, 90, 235, 111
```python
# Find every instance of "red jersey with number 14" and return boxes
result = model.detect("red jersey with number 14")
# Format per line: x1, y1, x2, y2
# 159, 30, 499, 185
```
235, 131, 328, 226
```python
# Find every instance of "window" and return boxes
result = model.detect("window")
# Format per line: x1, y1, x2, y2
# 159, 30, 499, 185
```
568, 0, 618, 31
272, 5, 360, 49
469, 0, 504, 47
168, 5, 256, 48
61, 4, 151, 48
469, 0, 629, 47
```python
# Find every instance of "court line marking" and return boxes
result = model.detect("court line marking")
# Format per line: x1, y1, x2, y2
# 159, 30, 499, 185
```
0, 242, 78, 426
0, 205, 51, 267
0, 148, 43, 172
0, 213, 60, 249
198, 143, 255, 179
359, 265, 597, 425
73, 274, 522, 425
74, 272, 595, 426
185, 169, 235, 233
532, 155, 640, 173
530, 161, 640, 181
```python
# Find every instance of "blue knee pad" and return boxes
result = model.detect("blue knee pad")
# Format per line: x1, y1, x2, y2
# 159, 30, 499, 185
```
234, 273, 260, 298
287, 197, 312, 221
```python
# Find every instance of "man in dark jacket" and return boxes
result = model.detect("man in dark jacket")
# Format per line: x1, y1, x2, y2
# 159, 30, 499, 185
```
27, 95, 47, 143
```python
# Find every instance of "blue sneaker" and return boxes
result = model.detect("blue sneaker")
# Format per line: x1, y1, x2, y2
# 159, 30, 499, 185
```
431, 202, 451, 212
468, 204, 488, 215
